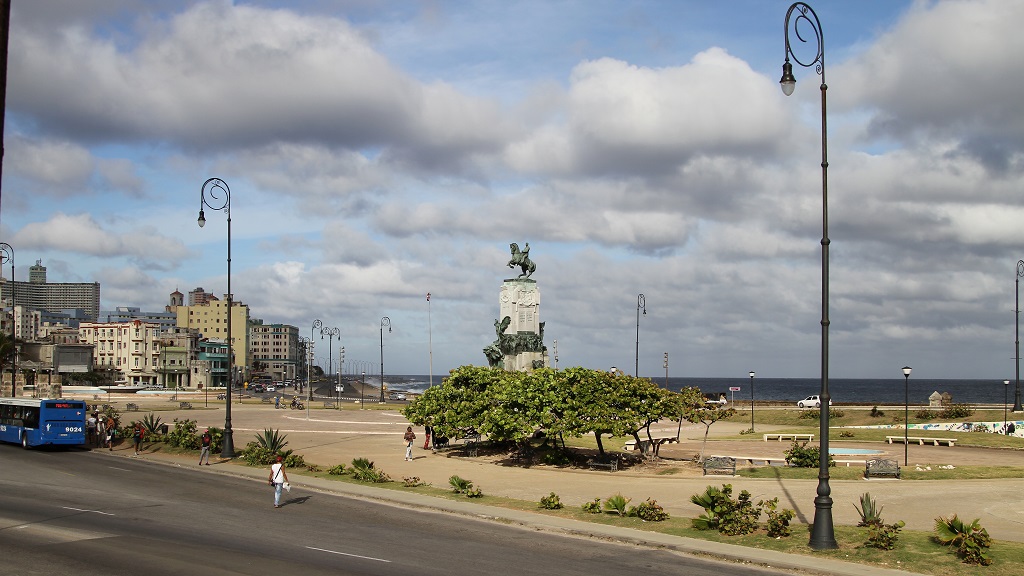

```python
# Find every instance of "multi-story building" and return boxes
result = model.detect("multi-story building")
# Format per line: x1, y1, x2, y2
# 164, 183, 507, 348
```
0, 260, 101, 320
249, 320, 300, 382
79, 320, 164, 386
172, 296, 250, 380
100, 306, 178, 333
188, 287, 218, 306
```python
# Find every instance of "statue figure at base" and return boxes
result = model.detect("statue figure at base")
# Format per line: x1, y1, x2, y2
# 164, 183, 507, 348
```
507, 242, 536, 280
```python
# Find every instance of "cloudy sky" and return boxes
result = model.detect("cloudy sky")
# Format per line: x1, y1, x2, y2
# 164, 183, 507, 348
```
3, 0, 1023, 381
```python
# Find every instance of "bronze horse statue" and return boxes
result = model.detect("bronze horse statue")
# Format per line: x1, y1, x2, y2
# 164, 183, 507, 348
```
507, 242, 536, 279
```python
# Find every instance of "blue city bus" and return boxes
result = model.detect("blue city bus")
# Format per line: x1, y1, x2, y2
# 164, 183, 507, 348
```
0, 398, 87, 448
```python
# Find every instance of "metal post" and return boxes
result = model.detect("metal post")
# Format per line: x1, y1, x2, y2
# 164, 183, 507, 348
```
1005, 379, 1010, 433
1016, 261, 1024, 412
635, 294, 646, 377
903, 366, 912, 465
749, 371, 756, 432
427, 293, 433, 388
781, 2, 835, 550
380, 317, 391, 403
198, 178, 234, 458
0, 243, 13, 398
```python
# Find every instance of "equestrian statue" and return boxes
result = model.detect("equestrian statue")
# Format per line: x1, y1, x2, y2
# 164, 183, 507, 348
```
507, 242, 536, 279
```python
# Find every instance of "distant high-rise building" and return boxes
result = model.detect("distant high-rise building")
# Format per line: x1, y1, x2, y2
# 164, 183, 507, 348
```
1, 259, 101, 320
188, 287, 218, 306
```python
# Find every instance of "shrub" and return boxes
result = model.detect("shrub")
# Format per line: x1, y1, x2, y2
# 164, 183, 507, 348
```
690, 484, 761, 536
853, 492, 884, 527
738, 428, 755, 435
829, 408, 845, 419
254, 428, 289, 453
242, 442, 276, 466
167, 418, 200, 450
327, 464, 346, 475
351, 458, 391, 483
604, 494, 630, 517
939, 403, 974, 419
581, 498, 602, 514
915, 409, 936, 420
539, 492, 563, 510
837, 430, 854, 438
869, 406, 885, 418
465, 486, 483, 498
448, 475, 473, 493
798, 410, 818, 420
934, 514, 993, 565
141, 413, 164, 436
304, 463, 320, 472
784, 441, 835, 468
402, 476, 424, 487
283, 452, 305, 469
634, 498, 669, 522
761, 497, 794, 538
866, 520, 905, 550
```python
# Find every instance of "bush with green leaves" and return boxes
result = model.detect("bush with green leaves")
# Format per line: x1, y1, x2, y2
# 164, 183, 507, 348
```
690, 484, 762, 536
866, 520, 905, 550
141, 413, 164, 437
242, 442, 276, 466
539, 492, 563, 510
402, 476, 424, 487
784, 441, 835, 468
282, 451, 305, 469
837, 430, 854, 438
761, 497, 794, 537
915, 409, 936, 420
581, 498, 602, 514
939, 403, 974, 419
167, 418, 201, 449
603, 494, 630, 517
853, 492, 884, 527
327, 464, 346, 475
869, 406, 885, 418
934, 514, 993, 565
633, 498, 669, 522
351, 458, 391, 483
465, 486, 483, 498
448, 475, 473, 493
254, 428, 289, 453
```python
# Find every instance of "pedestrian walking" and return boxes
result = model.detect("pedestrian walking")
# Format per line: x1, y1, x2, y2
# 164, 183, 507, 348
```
274, 396, 280, 409
423, 425, 431, 450
86, 412, 98, 446
96, 416, 107, 449
403, 426, 416, 461
106, 418, 117, 450
198, 429, 212, 465
269, 455, 289, 508
132, 422, 145, 456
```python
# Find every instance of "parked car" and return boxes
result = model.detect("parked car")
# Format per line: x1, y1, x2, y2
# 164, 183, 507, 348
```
797, 395, 832, 408
249, 383, 266, 393
266, 385, 276, 393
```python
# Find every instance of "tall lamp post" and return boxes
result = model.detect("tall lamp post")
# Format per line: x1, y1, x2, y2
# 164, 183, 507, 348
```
664, 352, 669, 388
309, 320, 322, 418
198, 178, 235, 458
0, 242, 13, 397
321, 325, 340, 406
427, 293, 433, 388
781, 2, 834, 550
749, 371, 756, 432
380, 317, 391, 402
635, 294, 646, 377
902, 366, 912, 465
1011, 261, 1019, 412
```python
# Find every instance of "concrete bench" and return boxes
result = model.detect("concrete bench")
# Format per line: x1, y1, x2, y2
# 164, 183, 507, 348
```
125, 403, 139, 411
726, 455, 789, 467
322, 401, 335, 409
261, 397, 273, 404
179, 401, 193, 410
763, 433, 814, 442
623, 436, 678, 451
586, 458, 618, 472
865, 458, 901, 479
702, 456, 736, 475
885, 436, 955, 446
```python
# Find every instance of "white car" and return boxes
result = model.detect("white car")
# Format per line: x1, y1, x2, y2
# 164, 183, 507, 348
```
266, 385, 276, 393
797, 395, 832, 408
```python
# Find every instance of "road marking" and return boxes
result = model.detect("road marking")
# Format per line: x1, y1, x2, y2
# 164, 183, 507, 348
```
62, 507, 115, 516
305, 546, 390, 563
108, 466, 133, 472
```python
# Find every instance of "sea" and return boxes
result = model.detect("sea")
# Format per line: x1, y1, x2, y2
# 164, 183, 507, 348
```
364, 375, 1020, 406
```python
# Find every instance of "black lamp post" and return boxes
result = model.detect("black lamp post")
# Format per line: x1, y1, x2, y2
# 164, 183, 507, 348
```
1004, 379, 1010, 434
749, 371, 756, 432
0, 242, 13, 397
635, 294, 646, 377
902, 366, 912, 465
781, 2, 835, 550
321, 325, 339, 406
1015, 261, 1024, 412
380, 317, 391, 402
309, 320, 322, 417
198, 178, 235, 458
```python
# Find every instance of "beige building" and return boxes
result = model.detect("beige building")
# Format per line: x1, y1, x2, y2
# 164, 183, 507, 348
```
249, 320, 301, 382
79, 320, 164, 386
173, 298, 250, 376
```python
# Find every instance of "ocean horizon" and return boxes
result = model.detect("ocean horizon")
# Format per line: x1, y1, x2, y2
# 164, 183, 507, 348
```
347, 374, 1021, 406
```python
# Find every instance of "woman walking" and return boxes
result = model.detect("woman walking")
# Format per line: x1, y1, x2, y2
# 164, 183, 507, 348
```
269, 455, 289, 508
403, 426, 416, 461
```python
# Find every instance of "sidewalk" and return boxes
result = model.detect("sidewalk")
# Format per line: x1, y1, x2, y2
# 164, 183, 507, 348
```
91, 396, 1024, 574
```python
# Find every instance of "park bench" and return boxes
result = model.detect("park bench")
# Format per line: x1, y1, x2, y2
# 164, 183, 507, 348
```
125, 403, 139, 411
763, 433, 814, 442
885, 436, 955, 446
455, 433, 481, 457
865, 458, 901, 479
217, 393, 226, 400
623, 436, 678, 453
179, 401, 193, 410
728, 455, 789, 467
261, 397, 273, 404
322, 401, 335, 409
702, 456, 736, 476
586, 458, 618, 472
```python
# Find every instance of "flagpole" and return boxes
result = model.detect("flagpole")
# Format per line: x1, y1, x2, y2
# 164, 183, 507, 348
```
427, 293, 433, 388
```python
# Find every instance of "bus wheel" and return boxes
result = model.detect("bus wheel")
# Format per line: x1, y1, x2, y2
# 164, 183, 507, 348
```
21, 434, 29, 449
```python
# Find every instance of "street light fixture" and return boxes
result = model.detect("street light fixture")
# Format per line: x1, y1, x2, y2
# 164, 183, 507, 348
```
0, 242, 14, 398
749, 371, 756, 432
198, 177, 235, 458
781, 2, 835, 550
1005, 379, 1010, 434
427, 293, 433, 388
309, 320, 322, 418
380, 317, 391, 402
321, 325, 340, 407
635, 294, 646, 377
1015, 261, 1024, 412
902, 366, 912, 465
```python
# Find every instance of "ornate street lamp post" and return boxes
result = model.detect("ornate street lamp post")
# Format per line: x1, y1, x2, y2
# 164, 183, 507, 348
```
781, 2, 835, 549
380, 317, 391, 402
0, 242, 13, 397
309, 320, 322, 418
635, 294, 646, 377
1015, 261, 1024, 412
902, 366, 912, 465
427, 293, 433, 388
321, 325, 340, 406
749, 371, 756, 432
198, 178, 235, 458
1005, 379, 1010, 434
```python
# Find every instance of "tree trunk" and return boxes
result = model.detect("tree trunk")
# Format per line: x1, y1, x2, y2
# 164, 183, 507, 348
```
595, 432, 605, 455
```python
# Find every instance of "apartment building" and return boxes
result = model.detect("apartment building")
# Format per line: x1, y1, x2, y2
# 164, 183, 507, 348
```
0, 260, 100, 320
173, 297, 250, 377
79, 320, 164, 386
249, 320, 301, 382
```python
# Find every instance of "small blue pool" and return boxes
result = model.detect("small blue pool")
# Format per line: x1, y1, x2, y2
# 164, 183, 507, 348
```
829, 448, 884, 455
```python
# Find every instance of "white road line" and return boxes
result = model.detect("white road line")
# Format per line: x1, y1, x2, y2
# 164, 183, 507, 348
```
305, 546, 390, 563
108, 466, 132, 472
62, 506, 115, 516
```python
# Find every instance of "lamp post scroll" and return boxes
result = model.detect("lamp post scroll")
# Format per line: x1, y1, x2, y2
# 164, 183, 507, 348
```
198, 177, 235, 458
781, 2, 835, 550
635, 294, 646, 377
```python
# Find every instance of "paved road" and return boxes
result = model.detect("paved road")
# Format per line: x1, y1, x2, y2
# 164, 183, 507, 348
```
1, 446, 791, 576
